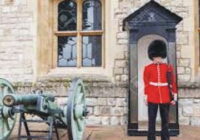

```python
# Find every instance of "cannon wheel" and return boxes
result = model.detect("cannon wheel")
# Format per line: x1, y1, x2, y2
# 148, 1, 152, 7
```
0, 78, 16, 140
67, 78, 87, 140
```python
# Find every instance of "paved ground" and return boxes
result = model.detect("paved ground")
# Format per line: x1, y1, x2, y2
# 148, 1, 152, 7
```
85, 126, 200, 140
9, 125, 200, 140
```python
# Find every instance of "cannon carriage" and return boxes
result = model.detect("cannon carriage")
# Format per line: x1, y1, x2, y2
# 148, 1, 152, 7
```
0, 78, 88, 140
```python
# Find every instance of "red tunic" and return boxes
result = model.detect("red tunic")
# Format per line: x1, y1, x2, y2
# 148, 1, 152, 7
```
143, 63, 178, 104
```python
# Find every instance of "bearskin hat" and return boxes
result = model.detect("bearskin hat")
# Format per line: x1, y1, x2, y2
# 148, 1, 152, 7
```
148, 40, 167, 60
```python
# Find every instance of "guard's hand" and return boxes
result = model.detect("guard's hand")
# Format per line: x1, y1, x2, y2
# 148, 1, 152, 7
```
170, 100, 176, 105
171, 94, 177, 105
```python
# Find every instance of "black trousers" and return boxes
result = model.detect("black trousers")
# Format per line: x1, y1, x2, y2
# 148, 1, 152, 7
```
148, 102, 170, 140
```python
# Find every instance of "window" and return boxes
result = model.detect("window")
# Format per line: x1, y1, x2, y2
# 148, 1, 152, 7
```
56, 0, 103, 67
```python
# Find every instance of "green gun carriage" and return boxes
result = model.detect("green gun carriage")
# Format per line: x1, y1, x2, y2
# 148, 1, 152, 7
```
0, 78, 88, 140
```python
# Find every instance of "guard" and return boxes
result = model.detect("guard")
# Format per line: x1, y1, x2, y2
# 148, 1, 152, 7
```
143, 40, 178, 140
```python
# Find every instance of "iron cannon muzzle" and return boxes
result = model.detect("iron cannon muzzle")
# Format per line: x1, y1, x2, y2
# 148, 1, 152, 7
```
3, 95, 15, 107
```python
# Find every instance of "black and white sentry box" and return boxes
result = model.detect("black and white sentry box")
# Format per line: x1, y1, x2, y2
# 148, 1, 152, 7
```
123, 0, 182, 137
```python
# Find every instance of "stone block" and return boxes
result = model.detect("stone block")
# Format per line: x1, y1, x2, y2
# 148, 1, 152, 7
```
116, 98, 126, 107
124, 51, 129, 59
86, 116, 101, 125
193, 106, 200, 117
15, 0, 27, 5
124, 106, 128, 114
178, 107, 183, 118
121, 75, 128, 82
117, 32, 128, 39
191, 117, 200, 126
114, 68, 124, 75
176, 45, 182, 51
98, 98, 107, 105
115, 60, 127, 67
110, 116, 120, 125
179, 99, 193, 106
117, 39, 128, 45
113, 88, 127, 98
111, 107, 124, 116
123, 68, 129, 74
183, 106, 193, 117
94, 106, 100, 115
116, 52, 125, 59
101, 117, 110, 125
24, 68, 33, 74
0, 29, 3, 36
178, 74, 191, 82
118, 45, 128, 51
176, 51, 181, 58
107, 98, 116, 106
194, 99, 200, 103
99, 106, 111, 115
177, 67, 185, 74
185, 67, 191, 74
119, 116, 127, 125
178, 59, 190, 67
179, 116, 190, 125
2, 6, 10, 13
115, 75, 121, 81
86, 98, 97, 106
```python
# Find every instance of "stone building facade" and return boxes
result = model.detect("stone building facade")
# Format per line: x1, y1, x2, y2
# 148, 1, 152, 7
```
0, 0, 200, 127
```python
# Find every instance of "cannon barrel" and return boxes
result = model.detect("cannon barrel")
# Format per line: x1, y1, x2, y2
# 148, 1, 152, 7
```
3, 94, 55, 107
3, 94, 38, 107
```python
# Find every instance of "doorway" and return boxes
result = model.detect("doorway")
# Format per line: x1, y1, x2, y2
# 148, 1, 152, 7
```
138, 35, 167, 130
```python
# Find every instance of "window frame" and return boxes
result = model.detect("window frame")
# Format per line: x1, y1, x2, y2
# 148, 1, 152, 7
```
53, 0, 105, 68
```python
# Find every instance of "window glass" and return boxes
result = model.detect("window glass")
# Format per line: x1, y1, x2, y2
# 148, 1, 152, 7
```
82, 0, 102, 30
82, 36, 102, 66
58, 0, 77, 31
58, 36, 77, 67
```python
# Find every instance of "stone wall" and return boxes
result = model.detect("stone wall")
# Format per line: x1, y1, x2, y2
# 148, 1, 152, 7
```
85, 82, 128, 125
179, 88, 200, 126
0, 0, 35, 82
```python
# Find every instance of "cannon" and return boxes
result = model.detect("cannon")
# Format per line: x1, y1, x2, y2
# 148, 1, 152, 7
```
0, 78, 88, 140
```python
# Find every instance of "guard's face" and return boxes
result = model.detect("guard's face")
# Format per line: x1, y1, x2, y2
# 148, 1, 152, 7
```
152, 57, 163, 63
